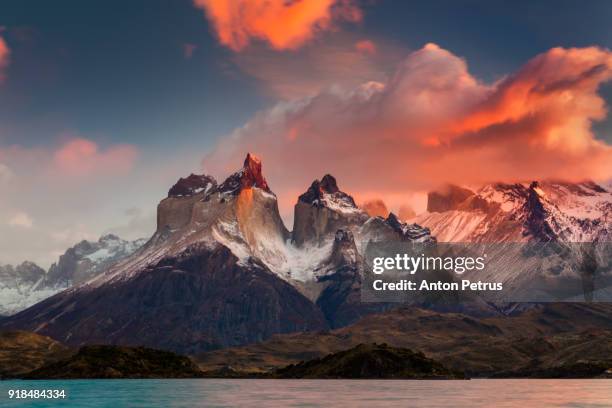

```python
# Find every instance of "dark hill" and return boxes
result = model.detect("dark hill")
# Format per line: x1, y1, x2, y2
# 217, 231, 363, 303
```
24, 345, 203, 379
195, 304, 612, 377
0, 331, 73, 378
274, 343, 464, 379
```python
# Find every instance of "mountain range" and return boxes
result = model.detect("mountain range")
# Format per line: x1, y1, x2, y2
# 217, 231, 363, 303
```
1, 153, 611, 355
415, 181, 611, 243
0, 234, 145, 316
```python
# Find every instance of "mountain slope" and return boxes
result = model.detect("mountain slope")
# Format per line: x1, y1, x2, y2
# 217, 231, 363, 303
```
4, 244, 327, 354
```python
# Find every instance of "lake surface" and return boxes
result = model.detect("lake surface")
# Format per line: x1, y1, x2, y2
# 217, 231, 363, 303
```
1, 379, 611, 407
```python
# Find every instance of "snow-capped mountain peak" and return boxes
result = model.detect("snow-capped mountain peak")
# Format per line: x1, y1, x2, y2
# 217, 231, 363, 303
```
298, 174, 361, 215
46, 234, 146, 288
293, 175, 368, 247
91, 154, 290, 285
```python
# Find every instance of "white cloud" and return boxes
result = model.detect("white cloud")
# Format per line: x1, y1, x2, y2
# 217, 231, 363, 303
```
205, 44, 612, 201
50, 224, 96, 244
0, 163, 13, 184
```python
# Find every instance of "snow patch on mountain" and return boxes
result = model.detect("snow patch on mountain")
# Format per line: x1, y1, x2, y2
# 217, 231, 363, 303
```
281, 240, 335, 281
316, 193, 362, 215
416, 210, 490, 242
0, 286, 58, 317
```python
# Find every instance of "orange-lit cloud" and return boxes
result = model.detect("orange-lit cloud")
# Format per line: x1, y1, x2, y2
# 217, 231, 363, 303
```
205, 44, 612, 216
0, 36, 10, 83
53, 138, 138, 177
361, 199, 389, 217
0, 138, 139, 181
355, 39, 377, 55
194, 0, 362, 51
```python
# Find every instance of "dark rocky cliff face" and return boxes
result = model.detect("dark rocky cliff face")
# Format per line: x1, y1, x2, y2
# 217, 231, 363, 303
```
317, 266, 392, 329
316, 230, 391, 328
4, 244, 327, 354
522, 181, 557, 242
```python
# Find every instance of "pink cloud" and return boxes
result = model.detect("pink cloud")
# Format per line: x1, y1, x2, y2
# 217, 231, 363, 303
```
355, 39, 377, 55
0, 36, 10, 83
7, 211, 33, 228
204, 44, 612, 212
53, 138, 138, 177
183, 43, 197, 59
194, 0, 362, 51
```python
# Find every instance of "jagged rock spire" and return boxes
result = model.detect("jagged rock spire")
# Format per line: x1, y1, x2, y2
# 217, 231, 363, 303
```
320, 174, 340, 194
241, 153, 270, 191
217, 153, 272, 195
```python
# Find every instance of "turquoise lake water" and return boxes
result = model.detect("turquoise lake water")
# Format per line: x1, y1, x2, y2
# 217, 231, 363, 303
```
0, 379, 611, 407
